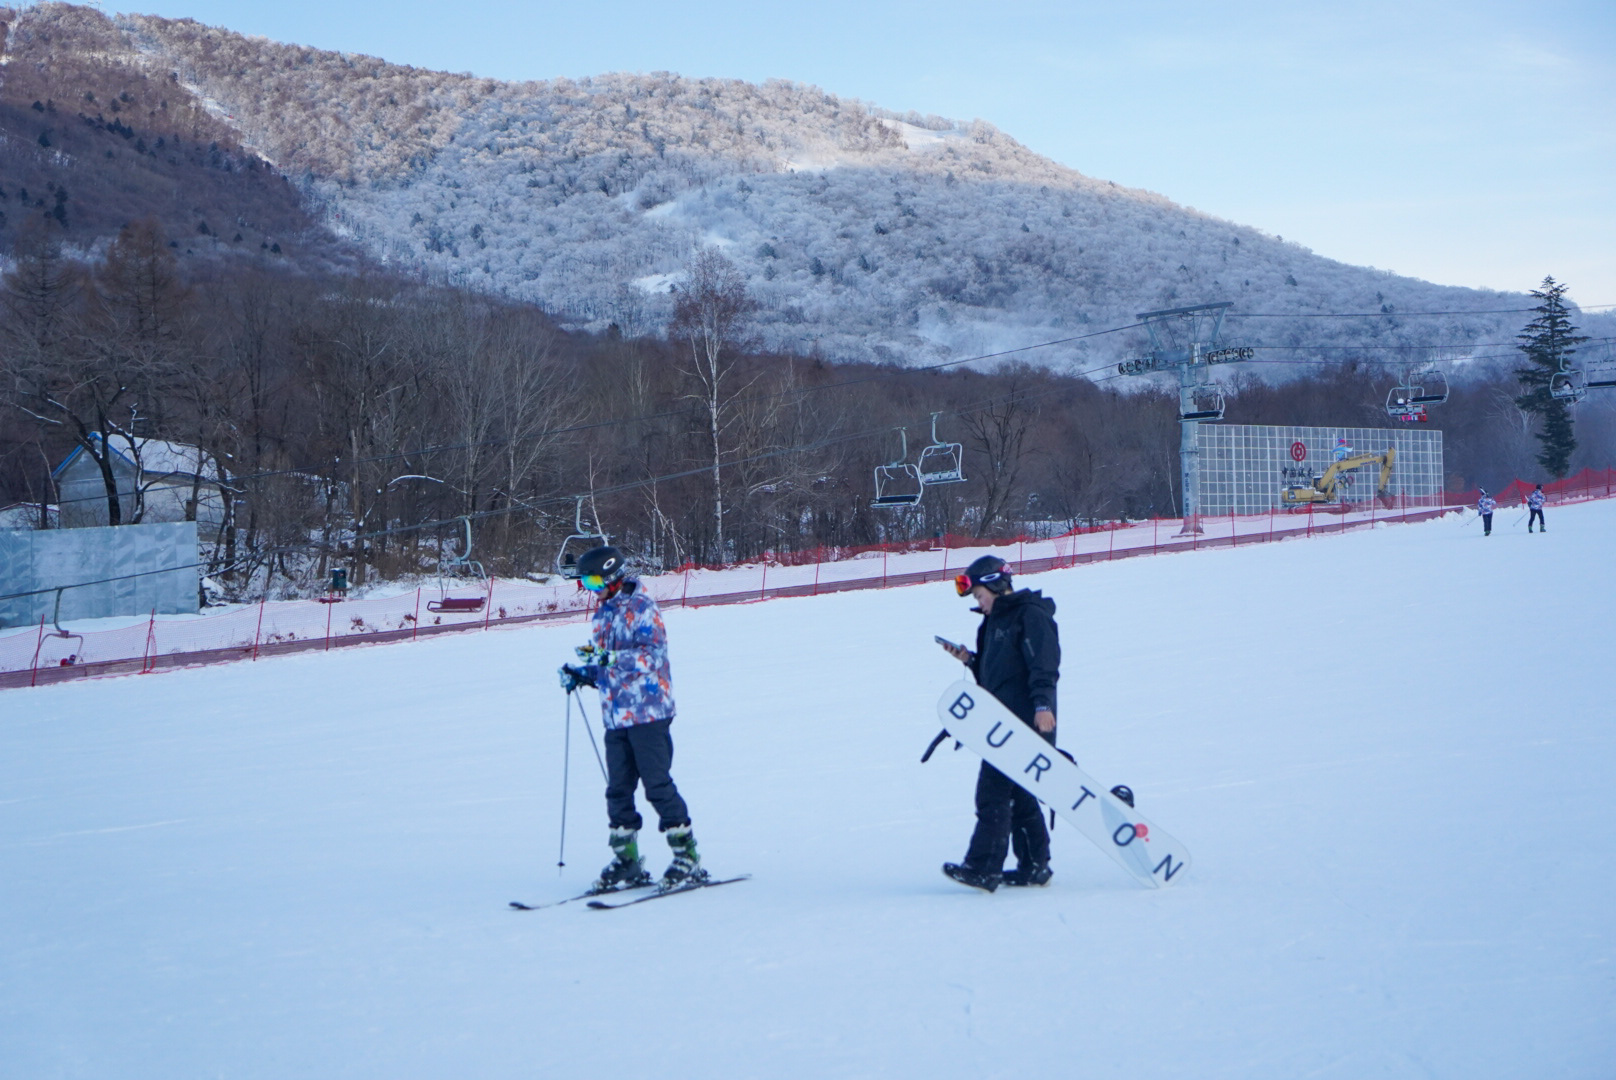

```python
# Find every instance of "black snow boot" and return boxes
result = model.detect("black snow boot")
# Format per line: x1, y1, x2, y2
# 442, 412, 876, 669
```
942, 862, 1001, 892
592, 827, 653, 893
1002, 862, 1053, 887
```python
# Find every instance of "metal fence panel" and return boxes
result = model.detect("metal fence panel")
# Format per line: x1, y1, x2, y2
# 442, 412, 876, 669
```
1197, 424, 1444, 515
0, 522, 198, 628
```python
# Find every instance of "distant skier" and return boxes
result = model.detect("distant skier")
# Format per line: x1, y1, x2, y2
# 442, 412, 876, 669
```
558, 545, 701, 893
1477, 490, 1497, 536
938, 555, 1060, 892
1527, 484, 1546, 533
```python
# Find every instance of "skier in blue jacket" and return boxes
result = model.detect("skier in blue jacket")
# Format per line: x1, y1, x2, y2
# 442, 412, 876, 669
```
560, 545, 700, 892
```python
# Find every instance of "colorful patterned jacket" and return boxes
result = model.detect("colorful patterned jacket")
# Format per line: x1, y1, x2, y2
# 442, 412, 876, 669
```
1528, 489, 1546, 510
588, 579, 676, 730
1477, 495, 1497, 515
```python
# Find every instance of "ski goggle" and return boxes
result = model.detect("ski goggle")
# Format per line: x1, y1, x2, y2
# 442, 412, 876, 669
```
955, 570, 1004, 596
580, 574, 610, 593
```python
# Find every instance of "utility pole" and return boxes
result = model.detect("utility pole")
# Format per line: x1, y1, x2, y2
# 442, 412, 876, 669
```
1116, 302, 1251, 534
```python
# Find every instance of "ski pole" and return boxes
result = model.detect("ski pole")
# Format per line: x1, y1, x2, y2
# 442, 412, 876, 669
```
575, 692, 609, 782
557, 688, 573, 869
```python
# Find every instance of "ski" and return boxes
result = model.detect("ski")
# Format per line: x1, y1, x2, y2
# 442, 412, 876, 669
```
936, 678, 1191, 888
509, 881, 657, 911
586, 874, 750, 909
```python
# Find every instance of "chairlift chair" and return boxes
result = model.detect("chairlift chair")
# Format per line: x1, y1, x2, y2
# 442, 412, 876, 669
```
1586, 346, 1616, 390
1179, 387, 1225, 423
1385, 384, 1427, 422
916, 413, 966, 486
556, 496, 609, 579
871, 428, 924, 509
1409, 368, 1449, 405
1550, 368, 1587, 404
42, 587, 85, 666
429, 516, 488, 614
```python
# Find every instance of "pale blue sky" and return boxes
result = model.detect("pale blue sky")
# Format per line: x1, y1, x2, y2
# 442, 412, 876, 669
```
120, 0, 1616, 303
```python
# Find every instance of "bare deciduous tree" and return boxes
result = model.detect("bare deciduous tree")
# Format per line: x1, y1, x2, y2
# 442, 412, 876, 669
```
669, 248, 756, 563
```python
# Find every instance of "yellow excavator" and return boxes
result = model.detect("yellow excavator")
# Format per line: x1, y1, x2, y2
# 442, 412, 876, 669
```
1281, 447, 1397, 508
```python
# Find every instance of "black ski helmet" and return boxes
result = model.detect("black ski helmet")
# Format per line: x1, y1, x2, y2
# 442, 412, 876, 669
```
956, 554, 1013, 596
576, 545, 626, 586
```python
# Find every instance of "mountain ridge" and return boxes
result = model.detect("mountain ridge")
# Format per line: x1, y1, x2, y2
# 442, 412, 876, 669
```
1, 4, 1557, 370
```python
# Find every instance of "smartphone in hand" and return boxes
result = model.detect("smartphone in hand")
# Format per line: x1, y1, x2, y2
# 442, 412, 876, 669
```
934, 635, 972, 664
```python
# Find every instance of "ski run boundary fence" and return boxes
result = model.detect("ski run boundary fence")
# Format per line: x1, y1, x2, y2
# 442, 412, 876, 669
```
5, 466, 1614, 691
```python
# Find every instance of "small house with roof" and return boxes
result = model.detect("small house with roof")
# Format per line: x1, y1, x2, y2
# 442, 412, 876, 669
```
53, 436, 228, 529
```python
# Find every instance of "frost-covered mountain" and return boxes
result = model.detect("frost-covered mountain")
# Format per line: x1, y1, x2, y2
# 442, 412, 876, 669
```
7, 5, 1547, 366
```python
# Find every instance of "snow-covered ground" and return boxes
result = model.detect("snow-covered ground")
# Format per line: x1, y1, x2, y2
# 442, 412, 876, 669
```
3, 502, 1611, 1078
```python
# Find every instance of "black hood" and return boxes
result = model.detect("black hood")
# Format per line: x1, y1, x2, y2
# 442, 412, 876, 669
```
992, 588, 1055, 618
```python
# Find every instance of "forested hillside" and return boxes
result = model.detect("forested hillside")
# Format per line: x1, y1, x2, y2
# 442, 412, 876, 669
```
2, 3, 1557, 370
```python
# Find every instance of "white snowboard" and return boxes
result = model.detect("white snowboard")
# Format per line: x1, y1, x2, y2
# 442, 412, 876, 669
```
936, 679, 1191, 889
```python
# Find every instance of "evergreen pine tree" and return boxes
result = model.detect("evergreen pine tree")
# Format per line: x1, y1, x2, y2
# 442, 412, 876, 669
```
1514, 277, 1586, 478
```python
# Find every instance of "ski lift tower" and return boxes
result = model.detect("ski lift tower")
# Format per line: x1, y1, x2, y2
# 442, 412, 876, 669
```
1116, 302, 1251, 534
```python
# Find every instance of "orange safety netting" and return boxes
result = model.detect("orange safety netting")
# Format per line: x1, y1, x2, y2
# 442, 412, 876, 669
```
0, 497, 1499, 689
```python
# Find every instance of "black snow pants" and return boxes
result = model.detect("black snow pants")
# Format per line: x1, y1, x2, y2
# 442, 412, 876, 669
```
1529, 508, 1545, 531
604, 718, 690, 832
1482, 512, 1493, 536
963, 729, 1054, 873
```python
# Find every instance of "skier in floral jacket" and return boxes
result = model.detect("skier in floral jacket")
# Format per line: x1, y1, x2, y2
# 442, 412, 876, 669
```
559, 545, 701, 892
1477, 490, 1497, 536
1527, 484, 1547, 533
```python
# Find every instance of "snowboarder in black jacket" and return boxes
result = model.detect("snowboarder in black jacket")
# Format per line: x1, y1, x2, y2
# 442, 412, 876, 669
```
939, 555, 1059, 892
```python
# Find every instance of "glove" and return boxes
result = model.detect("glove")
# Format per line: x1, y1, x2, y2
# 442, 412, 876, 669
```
575, 643, 613, 666
558, 663, 600, 692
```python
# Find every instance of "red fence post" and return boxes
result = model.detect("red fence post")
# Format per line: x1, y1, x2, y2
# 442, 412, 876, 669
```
682, 567, 691, 608
252, 597, 266, 660
141, 609, 157, 674
812, 550, 822, 597
30, 615, 46, 688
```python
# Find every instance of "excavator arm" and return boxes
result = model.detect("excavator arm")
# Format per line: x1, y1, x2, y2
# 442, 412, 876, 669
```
1281, 447, 1396, 507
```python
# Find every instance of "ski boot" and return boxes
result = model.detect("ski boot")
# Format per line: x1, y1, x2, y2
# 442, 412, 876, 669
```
1001, 862, 1053, 887
591, 827, 653, 894
942, 862, 1001, 892
1110, 784, 1135, 807
659, 825, 706, 890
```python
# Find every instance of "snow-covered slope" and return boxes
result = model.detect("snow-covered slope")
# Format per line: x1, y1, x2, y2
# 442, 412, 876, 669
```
3, 500, 1611, 1078
0, 5, 1535, 366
